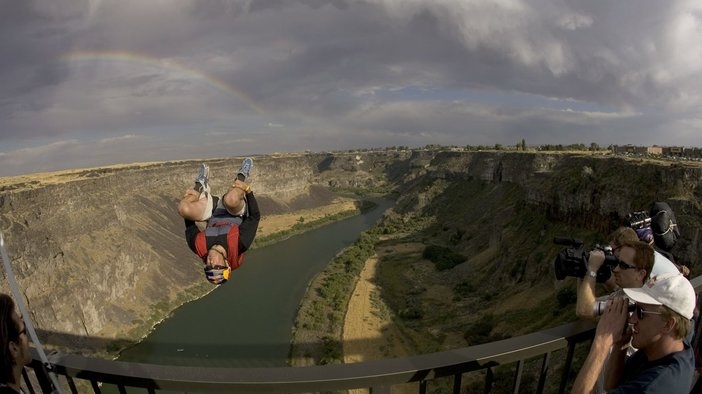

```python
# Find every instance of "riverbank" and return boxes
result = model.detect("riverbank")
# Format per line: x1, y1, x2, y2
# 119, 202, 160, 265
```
255, 197, 363, 247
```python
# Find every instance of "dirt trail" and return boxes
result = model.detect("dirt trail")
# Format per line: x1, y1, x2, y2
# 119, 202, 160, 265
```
342, 253, 417, 394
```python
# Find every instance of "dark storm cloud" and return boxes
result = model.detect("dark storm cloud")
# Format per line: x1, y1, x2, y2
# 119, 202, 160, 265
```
0, 2, 77, 133
1, 0, 701, 176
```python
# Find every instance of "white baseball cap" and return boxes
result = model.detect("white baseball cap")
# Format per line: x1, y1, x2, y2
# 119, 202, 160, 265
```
623, 273, 696, 320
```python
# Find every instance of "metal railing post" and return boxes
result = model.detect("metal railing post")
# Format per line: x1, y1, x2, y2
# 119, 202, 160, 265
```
536, 351, 551, 393
558, 340, 577, 394
511, 359, 524, 393
483, 367, 494, 394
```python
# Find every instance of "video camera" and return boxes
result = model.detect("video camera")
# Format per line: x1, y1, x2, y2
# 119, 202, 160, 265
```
553, 237, 618, 283
626, 210, 654, 244
626, 202, 679, 252
626, 211, 652, 230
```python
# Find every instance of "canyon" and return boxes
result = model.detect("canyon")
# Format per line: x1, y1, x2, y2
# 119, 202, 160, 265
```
1, 150, 701, 359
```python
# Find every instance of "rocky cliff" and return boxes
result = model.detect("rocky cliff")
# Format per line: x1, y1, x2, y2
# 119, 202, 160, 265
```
1, 150, 700, 357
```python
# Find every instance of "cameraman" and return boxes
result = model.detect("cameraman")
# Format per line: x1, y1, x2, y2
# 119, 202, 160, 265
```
576, 229, 646, 320
576, 228, 679, 320
571, 273, 695, 393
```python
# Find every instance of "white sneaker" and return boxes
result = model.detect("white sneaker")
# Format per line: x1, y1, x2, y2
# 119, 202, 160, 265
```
194, 163, 210, 194
237, 158, 253, 181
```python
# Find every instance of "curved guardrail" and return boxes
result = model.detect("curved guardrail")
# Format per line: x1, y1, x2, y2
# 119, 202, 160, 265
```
23, 275, 702, 394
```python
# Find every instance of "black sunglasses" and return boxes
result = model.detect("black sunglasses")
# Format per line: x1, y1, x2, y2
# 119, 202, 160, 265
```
617, 260, 638, 270
634, 304, 662, 320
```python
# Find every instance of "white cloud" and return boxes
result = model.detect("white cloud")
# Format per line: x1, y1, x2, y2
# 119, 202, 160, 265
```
98, 134, 141, 144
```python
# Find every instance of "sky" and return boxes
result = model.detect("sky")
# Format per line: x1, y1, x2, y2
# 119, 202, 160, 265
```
2, 1, 702, 177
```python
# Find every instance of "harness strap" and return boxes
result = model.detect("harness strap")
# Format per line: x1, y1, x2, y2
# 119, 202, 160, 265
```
0, 232, 63, 394
205, 225, 232, 238
655, 224, 676, 236
651, 211, 678, 236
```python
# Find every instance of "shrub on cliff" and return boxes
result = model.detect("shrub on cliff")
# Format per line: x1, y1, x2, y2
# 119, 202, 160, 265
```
422, 245, 467, 270
463, 314, 495, 344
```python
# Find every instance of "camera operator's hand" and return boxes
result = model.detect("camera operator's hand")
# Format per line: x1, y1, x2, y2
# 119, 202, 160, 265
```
587, 249, 606, 274
572, 297, 630, 393
677, 264, 691, 278
595, 298, 630, 347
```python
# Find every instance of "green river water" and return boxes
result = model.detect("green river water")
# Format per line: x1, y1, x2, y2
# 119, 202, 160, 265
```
116, 199, 393, 369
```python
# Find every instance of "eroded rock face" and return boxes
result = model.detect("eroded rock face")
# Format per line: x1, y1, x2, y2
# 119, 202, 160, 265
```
1, 150, 701, 356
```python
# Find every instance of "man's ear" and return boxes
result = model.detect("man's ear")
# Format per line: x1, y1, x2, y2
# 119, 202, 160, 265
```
8, 341, 19, 361
661, 316, 676, 334
638, 269, 648, 284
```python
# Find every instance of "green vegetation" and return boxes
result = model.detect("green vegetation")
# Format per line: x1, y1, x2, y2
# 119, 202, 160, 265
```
319, 336, 343, 365
557, 287, 578, 309
290, 227, 382, 364
454, 281, 474, 297
463, 314, 498, 344
422, 245, 467, 270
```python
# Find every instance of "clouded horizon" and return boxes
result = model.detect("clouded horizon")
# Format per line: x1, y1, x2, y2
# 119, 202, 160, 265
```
2, 1, 701, 177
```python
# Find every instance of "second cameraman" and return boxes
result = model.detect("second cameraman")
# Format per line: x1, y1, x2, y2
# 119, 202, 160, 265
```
576, 228, 655, 320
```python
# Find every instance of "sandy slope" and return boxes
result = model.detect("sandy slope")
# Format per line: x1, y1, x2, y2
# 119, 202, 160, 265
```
256, 199, 358, 238
342, 253, 417, 394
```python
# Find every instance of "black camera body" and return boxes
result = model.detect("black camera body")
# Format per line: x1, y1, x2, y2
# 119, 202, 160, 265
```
553, 237, 618, 283
593, 300, 636, 316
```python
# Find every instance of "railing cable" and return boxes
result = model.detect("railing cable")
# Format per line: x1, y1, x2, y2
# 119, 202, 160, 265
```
0, 231, 64, 394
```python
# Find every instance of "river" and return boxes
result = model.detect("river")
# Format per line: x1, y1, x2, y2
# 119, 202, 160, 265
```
116, 199, 393, 369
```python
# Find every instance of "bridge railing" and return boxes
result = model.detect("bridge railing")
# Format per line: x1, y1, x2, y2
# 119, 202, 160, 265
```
23, 275, 702, 394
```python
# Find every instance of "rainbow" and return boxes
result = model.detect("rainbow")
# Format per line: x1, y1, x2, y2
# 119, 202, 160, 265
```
60, 50, 265, 115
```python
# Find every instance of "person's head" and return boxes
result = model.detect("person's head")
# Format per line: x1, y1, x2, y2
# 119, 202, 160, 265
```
206, 245, 227, 268
612, 240, 654, 288
623, 273, 695, 349
0, 294, 30, 384
204, 245, 230, 285
608, 227, 639, 258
